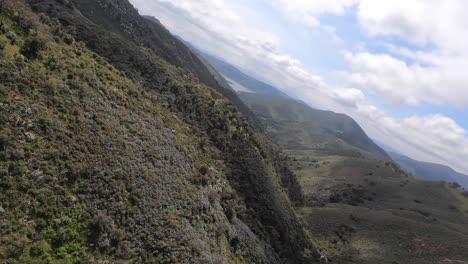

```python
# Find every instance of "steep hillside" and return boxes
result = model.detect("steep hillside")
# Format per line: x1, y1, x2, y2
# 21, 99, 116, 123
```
389, 152, 468, 189
0, 0, 315, 263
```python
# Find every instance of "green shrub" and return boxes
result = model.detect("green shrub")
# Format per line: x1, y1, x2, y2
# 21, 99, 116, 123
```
6, 31, 18, 44
29, 240, 52, 259
20, 37, 45, 59
0, 20, 6, 34
63, 34, 74, 45
199, 165, 208, 175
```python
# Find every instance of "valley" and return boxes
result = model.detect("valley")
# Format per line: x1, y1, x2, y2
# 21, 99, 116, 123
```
216, 62, 468, 263
0, 0, 467, 263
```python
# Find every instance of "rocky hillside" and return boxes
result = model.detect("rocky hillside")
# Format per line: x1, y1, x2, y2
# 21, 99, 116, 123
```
0, 0, 316, 263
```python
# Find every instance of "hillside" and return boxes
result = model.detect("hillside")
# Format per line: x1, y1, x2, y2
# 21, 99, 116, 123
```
202, 58, 468, 263
389, 152, 468, 189
0, 0, 316, 263
239, 93, 389, 160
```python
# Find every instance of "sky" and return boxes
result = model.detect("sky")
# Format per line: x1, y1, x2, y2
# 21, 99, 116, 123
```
129, 0, 468, 175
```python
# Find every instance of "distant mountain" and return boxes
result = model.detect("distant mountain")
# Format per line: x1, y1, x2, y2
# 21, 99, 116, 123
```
175, 37, 240, 93
200, 52, 288, 96
240, 92, 390, 159
194, 50, 388, 159
389, 152, 468, 189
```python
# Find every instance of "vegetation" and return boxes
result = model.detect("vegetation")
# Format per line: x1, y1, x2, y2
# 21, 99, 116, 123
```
0, 0, 315, 263
2, 0, 467, 263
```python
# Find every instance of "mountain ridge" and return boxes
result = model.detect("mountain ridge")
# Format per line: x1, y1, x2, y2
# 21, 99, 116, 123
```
196, 50, 288, 97
388, 151, 468, 189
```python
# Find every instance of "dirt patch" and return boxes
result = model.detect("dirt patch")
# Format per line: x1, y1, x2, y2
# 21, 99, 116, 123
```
412, 237, 449, 255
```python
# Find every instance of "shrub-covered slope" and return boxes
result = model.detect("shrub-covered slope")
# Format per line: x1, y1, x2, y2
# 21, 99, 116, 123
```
0, 0, 314, 263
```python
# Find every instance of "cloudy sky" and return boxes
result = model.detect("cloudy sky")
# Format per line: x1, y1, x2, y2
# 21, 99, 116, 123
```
129, 0, 468, 175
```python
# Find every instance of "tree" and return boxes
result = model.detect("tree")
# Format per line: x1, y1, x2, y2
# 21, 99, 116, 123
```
20, 37, 44, 59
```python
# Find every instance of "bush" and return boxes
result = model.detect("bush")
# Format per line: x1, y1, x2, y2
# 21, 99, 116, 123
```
20, 37, 45, 59
189, 173, 209, 186
6, 31, 18, 44
63, 33, 74, 45
29, 240, 52, 258
199, 165, 208, 175
92, 213, 113, 234
0, 20, 6, 34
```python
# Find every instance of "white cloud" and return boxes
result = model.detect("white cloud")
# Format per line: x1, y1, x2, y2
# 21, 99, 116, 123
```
350, 0, 468, 107
129, 0, 468, 175
272, 0, 358, 27
272, 0, 468, 107
130, 0, 350, 110
342, 51, 468, 107
353, 108, 468, 174
357, 0, 468, 52
323, 25, 343, 43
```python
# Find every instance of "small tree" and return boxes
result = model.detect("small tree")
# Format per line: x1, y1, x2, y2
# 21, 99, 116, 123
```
20, 37, 45, 59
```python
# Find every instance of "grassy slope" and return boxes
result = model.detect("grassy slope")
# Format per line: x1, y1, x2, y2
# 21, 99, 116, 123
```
240, 93, 468, 263
0, 1, 315, 263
